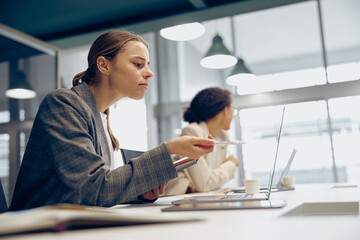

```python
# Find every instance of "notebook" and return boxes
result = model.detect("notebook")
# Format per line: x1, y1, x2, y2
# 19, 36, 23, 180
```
170, 107, 287, 206
0, 204, 202, 236
230, 148, 297, 193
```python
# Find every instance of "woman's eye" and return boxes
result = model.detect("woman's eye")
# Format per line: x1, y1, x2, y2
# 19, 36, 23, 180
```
134, 62, 143, 68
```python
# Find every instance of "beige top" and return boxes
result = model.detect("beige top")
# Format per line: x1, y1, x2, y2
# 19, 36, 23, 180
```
163, 122, 236, 195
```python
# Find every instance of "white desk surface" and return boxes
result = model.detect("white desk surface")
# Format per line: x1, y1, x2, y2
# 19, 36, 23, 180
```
3, 183, 360, 240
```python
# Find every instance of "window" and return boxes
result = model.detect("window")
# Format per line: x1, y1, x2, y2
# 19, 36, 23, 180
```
322, 0, 360, 83
240, 102, 336, 185
329, 96, 360, 183
109, 98, 148, 151
233, 1, 325, 94
155, 0, 360, 186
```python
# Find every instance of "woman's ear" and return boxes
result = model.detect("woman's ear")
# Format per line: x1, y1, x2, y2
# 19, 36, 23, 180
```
222, 106, 233, 119
221, 107, 228, 116
97, 56, 111, 75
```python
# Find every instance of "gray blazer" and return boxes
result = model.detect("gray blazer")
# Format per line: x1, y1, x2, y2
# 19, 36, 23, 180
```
9, 82, 177, 210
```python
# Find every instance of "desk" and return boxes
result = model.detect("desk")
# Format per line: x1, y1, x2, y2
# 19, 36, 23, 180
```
3, 184, 360, 240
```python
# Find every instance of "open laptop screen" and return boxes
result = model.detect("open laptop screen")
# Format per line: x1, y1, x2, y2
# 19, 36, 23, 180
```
266, 106, 286, 198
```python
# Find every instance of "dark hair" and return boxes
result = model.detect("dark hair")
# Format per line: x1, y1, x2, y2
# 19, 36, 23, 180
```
183, 87, 232, 123
73, 30, 148, 151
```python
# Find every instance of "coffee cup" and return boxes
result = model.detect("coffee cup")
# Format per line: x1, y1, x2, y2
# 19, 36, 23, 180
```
282, 176, 296, 188
243, 179, 260, 194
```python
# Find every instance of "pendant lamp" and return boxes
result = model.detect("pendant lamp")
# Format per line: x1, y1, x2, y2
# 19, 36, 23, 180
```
200, 34, 237, 69
160, 22, 206, 41
6, 71, 36, 99
226, 58, 256, 86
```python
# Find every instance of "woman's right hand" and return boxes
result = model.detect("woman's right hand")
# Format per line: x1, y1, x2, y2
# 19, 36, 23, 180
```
225, 155, 239, 166
166, 135, 214, 159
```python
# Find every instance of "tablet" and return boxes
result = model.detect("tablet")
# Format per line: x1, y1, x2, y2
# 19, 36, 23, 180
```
174, 157, 197, 171
120, 149, 198, 172
161, 199, 286, 212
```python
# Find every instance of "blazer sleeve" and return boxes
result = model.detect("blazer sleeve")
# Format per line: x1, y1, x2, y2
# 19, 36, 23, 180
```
40, 91, 178, 207
182, 125, 236, 192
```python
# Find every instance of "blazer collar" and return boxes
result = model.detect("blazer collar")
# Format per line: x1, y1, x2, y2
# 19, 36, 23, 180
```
198, 122, 210, 136
198, 121, 228, 140
72, 82, 111, 165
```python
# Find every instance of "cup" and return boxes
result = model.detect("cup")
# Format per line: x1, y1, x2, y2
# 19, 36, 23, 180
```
243, 179, 260, 195
282, 176, 296, 188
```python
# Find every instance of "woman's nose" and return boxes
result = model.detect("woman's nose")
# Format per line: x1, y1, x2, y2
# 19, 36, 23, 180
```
144, 67, 154, 80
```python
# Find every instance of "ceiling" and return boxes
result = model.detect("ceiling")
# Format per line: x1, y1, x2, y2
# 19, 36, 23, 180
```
0, 0, 305, 43
2, 0, 358, 75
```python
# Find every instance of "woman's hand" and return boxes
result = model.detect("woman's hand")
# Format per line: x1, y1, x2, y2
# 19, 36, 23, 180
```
186, 182, 196, 193
140, 183, 168, 200
166, 135, 214, 159
225, 155, 239, 166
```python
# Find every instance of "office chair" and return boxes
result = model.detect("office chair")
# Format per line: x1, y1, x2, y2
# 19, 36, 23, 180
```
0, 178, 8, 213
120, 148, 145, 164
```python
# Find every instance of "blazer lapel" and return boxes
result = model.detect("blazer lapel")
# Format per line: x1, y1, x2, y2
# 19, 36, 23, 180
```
72, 82, 112, 166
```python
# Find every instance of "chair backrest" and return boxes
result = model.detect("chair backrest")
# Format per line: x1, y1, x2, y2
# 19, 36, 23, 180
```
0, 178, 8, 213
120, 148, 145, 164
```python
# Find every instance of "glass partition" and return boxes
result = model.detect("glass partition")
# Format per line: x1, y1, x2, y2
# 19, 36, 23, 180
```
0, 23, 59, 203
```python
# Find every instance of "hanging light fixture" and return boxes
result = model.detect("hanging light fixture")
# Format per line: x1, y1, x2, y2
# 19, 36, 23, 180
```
225, 16, 255, 86
200, 34, 237, 69
6, 71, 36, 99
160, 22, 206, 41
226, 58, 256, 86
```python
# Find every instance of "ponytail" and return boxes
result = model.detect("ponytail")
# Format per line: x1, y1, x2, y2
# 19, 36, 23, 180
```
104, 108, 120, 151
73, 71, 86, 86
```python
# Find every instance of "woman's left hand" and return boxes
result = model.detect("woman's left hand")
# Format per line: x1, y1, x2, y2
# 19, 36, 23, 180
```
225, 155, 239, 166
140, 183, 168, 200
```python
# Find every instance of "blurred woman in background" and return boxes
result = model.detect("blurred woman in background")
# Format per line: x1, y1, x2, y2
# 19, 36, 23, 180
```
164, 87, 239, 195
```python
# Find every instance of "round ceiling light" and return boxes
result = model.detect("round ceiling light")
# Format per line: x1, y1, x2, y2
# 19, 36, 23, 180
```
160, 22, 206, 41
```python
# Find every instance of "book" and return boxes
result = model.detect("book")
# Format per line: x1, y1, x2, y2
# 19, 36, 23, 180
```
0, 203, 202, 236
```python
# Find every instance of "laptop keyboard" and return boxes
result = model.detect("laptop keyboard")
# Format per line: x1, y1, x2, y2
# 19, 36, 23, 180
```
222, 194, 255, 199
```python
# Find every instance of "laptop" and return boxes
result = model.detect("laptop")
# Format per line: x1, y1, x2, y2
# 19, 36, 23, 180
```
230, 148, 297, 193
161, 199, 286, 211
274, 148, 297, 191
170, 107, 287, 205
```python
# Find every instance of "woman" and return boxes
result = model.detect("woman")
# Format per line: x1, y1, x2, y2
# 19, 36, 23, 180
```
164, 87, 239, 195
9, 31, 214, 210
